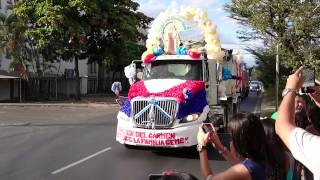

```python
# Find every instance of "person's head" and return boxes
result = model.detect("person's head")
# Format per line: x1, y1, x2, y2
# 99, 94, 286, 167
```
295, 109, 309, 129
308, 106, 320, 133
295, 95, 306, 113
260, 117, 287, 179
228, 113, 268, 163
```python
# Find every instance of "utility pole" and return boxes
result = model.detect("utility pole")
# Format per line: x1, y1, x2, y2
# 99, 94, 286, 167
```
276, 44, 279, 110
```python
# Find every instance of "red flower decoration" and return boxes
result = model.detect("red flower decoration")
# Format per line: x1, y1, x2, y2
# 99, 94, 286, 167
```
143, 54, 156, 64
128, 80, 205, 103
187, 50, 201, 59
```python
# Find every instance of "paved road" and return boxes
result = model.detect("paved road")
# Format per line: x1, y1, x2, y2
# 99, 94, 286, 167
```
0, 94, 262, 180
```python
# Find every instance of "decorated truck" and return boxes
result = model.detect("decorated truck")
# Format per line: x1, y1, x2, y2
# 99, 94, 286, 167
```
114, 7, 245, 148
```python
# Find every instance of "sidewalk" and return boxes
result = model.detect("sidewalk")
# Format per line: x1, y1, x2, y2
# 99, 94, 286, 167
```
0, 96, 119, 108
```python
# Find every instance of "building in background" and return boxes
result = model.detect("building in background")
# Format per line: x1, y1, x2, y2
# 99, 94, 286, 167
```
0, 0, 101, 101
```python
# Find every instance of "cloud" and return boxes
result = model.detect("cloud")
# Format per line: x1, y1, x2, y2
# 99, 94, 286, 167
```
136, 0, 168, 17
219, 16, 237, 25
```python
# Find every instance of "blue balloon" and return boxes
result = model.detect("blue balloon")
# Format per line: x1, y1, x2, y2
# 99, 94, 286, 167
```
176, 47, 188, 55
153, 48, 164, 56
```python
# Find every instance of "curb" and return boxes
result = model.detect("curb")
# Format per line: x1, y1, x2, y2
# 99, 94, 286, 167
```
0, 103, 119, 108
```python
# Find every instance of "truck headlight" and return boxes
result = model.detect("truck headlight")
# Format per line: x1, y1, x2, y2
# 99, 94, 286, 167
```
180, 113, 200, 123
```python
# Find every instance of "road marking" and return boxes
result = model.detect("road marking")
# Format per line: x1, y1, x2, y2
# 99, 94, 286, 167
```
51, 146, 112, 175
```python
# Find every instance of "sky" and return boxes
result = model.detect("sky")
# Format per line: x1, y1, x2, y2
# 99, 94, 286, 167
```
133, 0, 262, 67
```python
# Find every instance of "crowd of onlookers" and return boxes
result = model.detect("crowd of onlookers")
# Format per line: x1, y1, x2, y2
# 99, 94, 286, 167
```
196, 66, 320, 180
149, 67, 320, 180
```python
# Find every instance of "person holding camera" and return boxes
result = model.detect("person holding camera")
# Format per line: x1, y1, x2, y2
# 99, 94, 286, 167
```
197, 113, 280, 180
275, 67, 320, 180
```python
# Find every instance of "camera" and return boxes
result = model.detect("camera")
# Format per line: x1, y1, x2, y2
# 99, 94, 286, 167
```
202, 123, 215, 133
299, 87, 315, 94
299, 67, 316, 95
302, 67, 315, 88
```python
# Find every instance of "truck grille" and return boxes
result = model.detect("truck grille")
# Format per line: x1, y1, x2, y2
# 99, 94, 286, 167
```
132, 98, 178, 128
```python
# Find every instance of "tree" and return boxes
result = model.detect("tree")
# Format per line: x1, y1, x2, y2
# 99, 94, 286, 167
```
247, 47, 291, 88
13, 0, 152, 99
226, 0, 320, 72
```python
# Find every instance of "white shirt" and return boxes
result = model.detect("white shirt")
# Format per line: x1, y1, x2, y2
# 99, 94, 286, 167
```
290, 127, 320, 179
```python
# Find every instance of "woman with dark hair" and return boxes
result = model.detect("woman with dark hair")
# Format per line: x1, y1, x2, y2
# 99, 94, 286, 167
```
261, 118, 294, 180
197, 113, 279, 180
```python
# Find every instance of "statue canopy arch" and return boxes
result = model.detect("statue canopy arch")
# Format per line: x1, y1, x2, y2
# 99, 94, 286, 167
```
143, 6, 224, 63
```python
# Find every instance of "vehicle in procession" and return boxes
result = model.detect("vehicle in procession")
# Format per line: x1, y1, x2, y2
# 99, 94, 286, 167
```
112, 7, 249, 148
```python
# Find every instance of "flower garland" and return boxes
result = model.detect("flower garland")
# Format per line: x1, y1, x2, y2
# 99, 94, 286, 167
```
128, 80, 205, 104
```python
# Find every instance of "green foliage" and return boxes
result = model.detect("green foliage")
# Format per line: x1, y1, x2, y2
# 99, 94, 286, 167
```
13, 0, 152, 63
247, 47, 291, 89
226, 0, 320, 72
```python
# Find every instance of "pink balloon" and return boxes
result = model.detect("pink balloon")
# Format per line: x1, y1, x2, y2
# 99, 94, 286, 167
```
188, 50, 201, 59
143, 54, 156, 64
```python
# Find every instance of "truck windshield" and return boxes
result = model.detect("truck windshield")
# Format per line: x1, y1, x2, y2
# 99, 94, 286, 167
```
143, 60, 203, 80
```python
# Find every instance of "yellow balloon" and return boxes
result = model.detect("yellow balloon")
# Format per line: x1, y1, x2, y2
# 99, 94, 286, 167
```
185, 13, 194, 20
190, 8, 196, 16
206, 39, 220, 46
199, 11, 208, 21
207, 50, 215, 55
205, 28, 216, 36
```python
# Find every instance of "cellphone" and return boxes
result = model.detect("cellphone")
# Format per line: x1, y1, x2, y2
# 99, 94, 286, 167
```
202, 123, 215, 133
299, 87, 316, 95
302, 67, 315, 88
148, 174, 163, 180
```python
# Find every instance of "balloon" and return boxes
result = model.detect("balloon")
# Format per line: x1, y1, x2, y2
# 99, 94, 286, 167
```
205, 27, 217, 36
141, 50, 153, 60
206, 44, 217, 51
188, 50, 201, 59
176, 47, 188, 55
207, 54, 217, 60
153, 48, 164, 56
185, 13, 194, 20
199, 11, 208, 20
143, 53, 156, 64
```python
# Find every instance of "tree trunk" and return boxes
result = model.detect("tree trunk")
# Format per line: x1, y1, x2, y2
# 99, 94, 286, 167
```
74, 55, 81, 100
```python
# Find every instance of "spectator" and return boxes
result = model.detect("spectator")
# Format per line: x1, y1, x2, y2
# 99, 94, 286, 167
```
306, 106, 320, 136
270, 95, 306, 122
260, 118, 289, 180
275, 67, 320, 179
197, 113, 278, 180
295, 109, 309, 130
308, 80, 320, 108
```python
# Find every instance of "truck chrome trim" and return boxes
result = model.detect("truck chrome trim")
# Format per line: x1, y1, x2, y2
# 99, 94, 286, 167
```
131, 97, 178, 128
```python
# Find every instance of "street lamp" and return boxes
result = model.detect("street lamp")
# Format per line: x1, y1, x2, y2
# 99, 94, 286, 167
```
275, 43, 280, 110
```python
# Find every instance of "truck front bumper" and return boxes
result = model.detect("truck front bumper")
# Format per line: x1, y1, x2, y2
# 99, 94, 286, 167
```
116, 113, 201, 148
